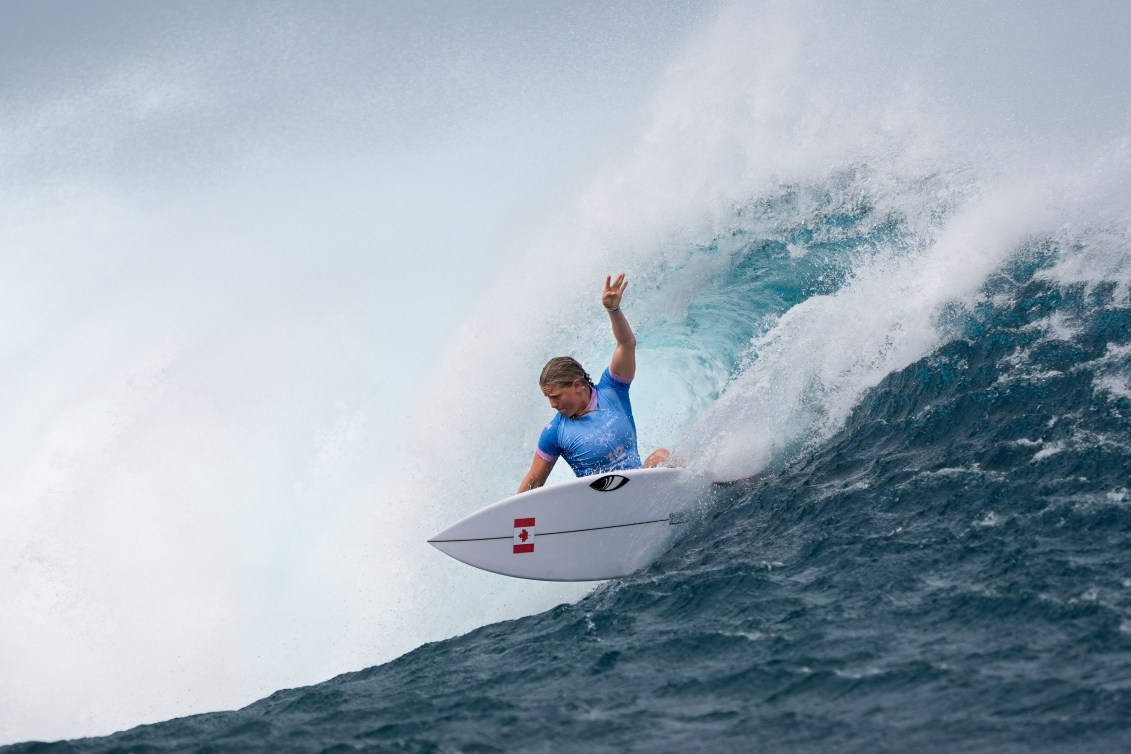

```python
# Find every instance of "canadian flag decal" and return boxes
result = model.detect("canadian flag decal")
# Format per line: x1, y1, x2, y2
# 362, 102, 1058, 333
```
513, 517, 535, 554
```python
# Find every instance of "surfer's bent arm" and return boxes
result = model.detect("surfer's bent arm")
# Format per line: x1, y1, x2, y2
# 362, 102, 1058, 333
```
518, 453, 555, 494
604, 273, 637, 382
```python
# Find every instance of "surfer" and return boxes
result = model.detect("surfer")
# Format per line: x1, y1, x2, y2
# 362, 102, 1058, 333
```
518, 273, 671, 493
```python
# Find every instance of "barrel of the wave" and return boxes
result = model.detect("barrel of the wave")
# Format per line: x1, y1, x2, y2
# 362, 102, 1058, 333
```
428, 467, 710, 581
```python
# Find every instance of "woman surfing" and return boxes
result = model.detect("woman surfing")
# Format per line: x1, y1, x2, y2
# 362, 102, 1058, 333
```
518, 273, 671, 493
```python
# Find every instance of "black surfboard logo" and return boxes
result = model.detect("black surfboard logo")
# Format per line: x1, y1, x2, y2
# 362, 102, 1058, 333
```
590, 474, 630, 492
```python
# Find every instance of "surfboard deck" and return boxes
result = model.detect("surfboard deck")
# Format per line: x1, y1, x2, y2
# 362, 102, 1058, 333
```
428, 467, 710, 581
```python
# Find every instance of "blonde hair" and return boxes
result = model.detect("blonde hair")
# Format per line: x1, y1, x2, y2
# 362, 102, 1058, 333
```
539, 356, 593, 388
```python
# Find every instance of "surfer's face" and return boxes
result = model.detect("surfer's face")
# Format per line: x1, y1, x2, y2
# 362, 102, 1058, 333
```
542, 379, 589, 419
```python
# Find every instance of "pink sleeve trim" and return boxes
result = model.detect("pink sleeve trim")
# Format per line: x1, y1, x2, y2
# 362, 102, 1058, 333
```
536, 448, 558, 463
608, 368, 632, 385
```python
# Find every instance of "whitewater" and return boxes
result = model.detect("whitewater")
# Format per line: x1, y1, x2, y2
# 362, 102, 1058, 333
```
3, 1, 1130, 751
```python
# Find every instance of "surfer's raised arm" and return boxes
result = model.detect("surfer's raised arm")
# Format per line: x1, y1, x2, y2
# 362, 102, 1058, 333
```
604, 273, 637, 383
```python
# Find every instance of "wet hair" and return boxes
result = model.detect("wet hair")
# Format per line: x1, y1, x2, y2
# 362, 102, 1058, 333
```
539, 356, 593, 388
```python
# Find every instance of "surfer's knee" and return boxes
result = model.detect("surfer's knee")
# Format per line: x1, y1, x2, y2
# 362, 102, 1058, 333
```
644, 448, 670, 468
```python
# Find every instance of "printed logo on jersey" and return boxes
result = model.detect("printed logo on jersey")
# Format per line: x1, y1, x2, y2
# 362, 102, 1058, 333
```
513, 517, 535, 554
590, 474, 630, 492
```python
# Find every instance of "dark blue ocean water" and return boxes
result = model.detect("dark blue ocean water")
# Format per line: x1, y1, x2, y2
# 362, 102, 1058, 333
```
7, 181, 1130, 753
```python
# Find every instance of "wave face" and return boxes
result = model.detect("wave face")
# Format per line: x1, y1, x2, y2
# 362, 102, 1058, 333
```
5, 2, 1131, 751
11, 150, 1131, 754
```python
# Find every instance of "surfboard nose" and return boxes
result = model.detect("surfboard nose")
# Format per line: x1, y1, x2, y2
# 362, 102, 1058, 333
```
427, 521, 468, 548
426, 523, 456, 545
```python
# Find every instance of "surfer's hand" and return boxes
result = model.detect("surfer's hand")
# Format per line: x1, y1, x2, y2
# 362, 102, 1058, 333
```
603, 273, 628, 311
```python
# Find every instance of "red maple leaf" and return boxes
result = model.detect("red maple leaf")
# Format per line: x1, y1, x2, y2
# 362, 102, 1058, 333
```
518, 529, 529, 542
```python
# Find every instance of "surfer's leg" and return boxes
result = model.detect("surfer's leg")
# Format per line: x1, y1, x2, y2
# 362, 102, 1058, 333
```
643, 448, 671, 468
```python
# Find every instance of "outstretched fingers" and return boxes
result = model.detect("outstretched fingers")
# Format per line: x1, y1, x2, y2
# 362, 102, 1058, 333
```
602, 273, 630, 311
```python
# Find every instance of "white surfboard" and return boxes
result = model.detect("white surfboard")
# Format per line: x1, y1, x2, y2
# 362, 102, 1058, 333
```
428, 467, 710, 581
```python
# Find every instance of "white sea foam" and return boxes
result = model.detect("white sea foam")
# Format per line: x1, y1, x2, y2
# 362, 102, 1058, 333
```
0, 3, 707, 744
1091, 343, 1131, 403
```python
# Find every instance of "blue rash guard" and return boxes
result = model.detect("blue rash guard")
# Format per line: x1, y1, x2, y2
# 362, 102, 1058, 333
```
536, 367, 642, 477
